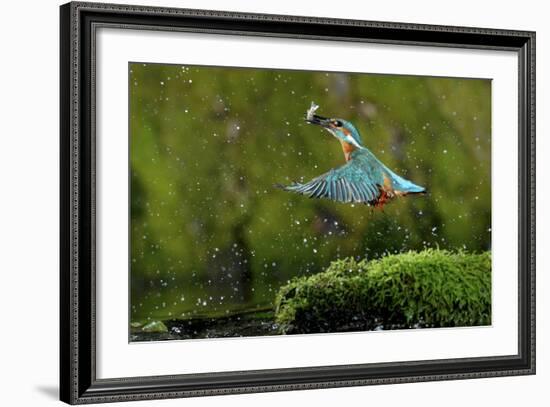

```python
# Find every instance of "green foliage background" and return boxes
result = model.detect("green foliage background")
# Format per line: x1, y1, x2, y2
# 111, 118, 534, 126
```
129, 63, 491, 323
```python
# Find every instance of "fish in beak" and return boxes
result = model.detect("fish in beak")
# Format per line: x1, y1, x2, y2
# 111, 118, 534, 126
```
305, 102, 331, 127
304, 102, 363, 149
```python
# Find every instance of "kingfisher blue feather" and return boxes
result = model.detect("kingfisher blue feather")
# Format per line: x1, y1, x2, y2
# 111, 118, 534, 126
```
279, 103, 426, 208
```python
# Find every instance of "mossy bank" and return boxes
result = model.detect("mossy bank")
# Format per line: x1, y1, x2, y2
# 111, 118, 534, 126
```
274, 249, 491, 334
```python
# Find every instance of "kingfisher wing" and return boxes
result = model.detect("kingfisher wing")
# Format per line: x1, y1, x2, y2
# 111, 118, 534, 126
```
282, 158, 384, 204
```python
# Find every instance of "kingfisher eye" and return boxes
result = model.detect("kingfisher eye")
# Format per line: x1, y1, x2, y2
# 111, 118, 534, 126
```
333, 120, 343, 127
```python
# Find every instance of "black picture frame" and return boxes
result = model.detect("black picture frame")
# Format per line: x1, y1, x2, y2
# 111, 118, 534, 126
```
60, 1, 536, 404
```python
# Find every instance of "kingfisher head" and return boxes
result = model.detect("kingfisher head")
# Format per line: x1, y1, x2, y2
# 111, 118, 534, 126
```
305, 103, 363, 149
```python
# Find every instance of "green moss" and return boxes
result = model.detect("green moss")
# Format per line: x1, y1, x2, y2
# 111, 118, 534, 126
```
141, 320, 168, 333
274, 249, 491, 334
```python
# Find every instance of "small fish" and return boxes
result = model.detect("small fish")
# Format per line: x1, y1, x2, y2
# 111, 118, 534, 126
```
306, 102, 319, 122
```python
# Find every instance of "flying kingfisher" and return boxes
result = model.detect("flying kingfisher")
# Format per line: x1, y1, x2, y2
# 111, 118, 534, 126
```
279, 103, 426, 208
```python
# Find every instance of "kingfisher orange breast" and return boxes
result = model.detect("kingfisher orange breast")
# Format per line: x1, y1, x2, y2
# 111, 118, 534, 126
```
339, 139, 356, 162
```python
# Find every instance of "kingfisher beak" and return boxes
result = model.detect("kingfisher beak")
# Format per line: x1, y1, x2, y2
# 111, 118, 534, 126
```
305, 114, 331, 127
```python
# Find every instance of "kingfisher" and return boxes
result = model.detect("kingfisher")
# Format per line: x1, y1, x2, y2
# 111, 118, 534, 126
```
279, 103, 426, 208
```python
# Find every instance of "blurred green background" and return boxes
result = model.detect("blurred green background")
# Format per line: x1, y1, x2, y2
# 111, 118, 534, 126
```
129, 63, 491, 324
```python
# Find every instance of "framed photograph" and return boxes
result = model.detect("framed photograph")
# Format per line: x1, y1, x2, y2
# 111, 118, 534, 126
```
60, 1, 535, 404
